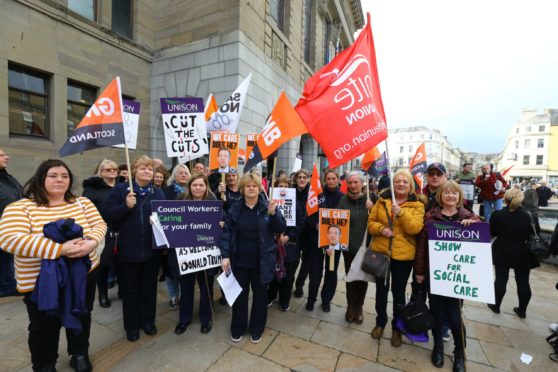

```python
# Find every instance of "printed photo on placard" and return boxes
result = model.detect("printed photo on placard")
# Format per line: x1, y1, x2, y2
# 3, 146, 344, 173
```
318, 208, 350, 251
272, 187, 296, 227
209, 132, 239, 173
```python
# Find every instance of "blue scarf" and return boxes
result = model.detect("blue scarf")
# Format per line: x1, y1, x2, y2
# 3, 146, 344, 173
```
172, 181, 185, 195
129, 180, 153, 196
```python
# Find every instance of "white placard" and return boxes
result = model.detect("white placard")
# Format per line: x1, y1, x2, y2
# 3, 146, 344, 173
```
272, 187, 296, 227
175, 246, 222, 275
114, 99, 140, 149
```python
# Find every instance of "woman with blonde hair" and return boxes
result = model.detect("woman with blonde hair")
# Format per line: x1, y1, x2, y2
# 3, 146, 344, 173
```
415, 180, 480, 371
368, 169, 425, 347
488, 188, 538, 319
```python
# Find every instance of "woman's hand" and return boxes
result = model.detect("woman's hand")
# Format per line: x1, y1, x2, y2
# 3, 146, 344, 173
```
126, 192, 137, 209
279, 233, 289, 245
268, 201, 276, 216
221, 258, 231, 275
218, 182, 226, 193
391, 202, 401, 217
326, 248, 334, 257
460, 219, 476, 227
219, 221, 224, 228
62, 238, 97, 258
365, 199, 373, 210
415, 274, 425, 284
381, 227, 394, 238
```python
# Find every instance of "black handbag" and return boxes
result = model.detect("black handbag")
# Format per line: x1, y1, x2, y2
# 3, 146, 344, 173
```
362, 203, 393, 279
527, 212, 550, 261
400, 282, 435, 334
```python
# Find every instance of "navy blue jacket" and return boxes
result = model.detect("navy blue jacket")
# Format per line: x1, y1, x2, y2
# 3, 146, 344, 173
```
219, 195, 286, 284
102, 182, 165, 262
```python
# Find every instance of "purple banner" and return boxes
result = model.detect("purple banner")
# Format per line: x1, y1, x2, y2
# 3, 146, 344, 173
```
123, 99, 140, 114
427, 221, 490, 243
151, 200, 223, 248
160, 97, 204, 114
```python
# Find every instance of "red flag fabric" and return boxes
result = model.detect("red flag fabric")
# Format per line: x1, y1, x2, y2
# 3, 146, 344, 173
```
295, 14, 387, 167
361, 146, 381, 171
306, 164, 324, 216
409, 143, 427, 188
258, 91, 308, 159
501, 164, 514, 176
339, 179, 348, 194
60, 77, 125, 156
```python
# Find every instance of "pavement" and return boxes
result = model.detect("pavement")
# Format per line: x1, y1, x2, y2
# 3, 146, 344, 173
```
1, 259, 558, 372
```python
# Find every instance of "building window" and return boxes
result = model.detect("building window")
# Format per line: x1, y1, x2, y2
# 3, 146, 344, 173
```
420, 134, 424, 140
399, 146, 404, 153
523, 155, 529, 165
536, 155, 543, 165
516, 128, 519, 134
539, 125, 545, 132
303, 0, 313, 65
270, 0, 285, 32
514, 140, 518, 149
112, 0, 132, 39
526, 126, 531, 133
538, 139, 544, 148
67, 81, 97, 138
398, 158, 404, 166
408, 145, 413, 153
68, 0, 96, 21
8, 64, 49, 138
524, 139, 530, 148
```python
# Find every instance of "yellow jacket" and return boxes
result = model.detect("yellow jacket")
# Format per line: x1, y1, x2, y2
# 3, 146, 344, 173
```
367, 194, 425, 261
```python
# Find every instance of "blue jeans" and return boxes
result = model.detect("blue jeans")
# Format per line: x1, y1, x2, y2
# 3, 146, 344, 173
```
483, 198, 503, 221
166, 277, 179, 299
0, 250, 16, 295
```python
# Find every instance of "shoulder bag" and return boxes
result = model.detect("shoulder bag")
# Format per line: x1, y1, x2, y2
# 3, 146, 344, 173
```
362, 203, 394, 281
527, 211, 550, 261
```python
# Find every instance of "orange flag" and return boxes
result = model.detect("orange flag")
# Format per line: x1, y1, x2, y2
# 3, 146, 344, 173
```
409, 143, 427, 190
361, 146, 381, 171
60, 77, 124, 156
258, 91, 308, 159
306, 164, 324, 216
205, 94, 218, 122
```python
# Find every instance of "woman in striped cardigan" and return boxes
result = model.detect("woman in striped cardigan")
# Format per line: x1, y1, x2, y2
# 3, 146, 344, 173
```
0, 159, 106, 372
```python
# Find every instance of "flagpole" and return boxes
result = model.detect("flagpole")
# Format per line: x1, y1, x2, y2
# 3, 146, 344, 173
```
269, 157, 278, 200
383, 137, 396, 202
124, 142, 134, 193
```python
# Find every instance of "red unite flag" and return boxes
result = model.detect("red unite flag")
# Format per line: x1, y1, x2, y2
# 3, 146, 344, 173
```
306, 164, 324, 216
295, 14, 387, 168
409, 143, 427, 189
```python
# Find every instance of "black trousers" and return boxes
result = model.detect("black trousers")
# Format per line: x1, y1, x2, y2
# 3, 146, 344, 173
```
267, 260, 297, 307
24, 269, 97, 371
294, 245, 310, 292
232, 266, 268, 338
178, 270, 214, 326
429, 293, 466, 353
494, 265, 531, 313
96, 265, 110, 294
375, 259, 413, 328
342, 251, 368, 307
307, 248, 341, 305
116, 258, 159, 332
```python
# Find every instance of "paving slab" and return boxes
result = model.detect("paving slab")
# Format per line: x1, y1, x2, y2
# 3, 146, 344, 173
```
310, 321, 377, 361
209, 347, 288, 371
336, 352, 401, 371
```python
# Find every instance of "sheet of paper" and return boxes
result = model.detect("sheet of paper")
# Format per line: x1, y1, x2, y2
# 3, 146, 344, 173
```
520, 353, 533, 365
217, 270, 243, 306
150, 212, 170, 248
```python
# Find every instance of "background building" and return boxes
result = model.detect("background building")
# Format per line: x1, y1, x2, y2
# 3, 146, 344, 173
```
386, 126, 463, 174
0, 0, 363, 185
497, 108, 558, 186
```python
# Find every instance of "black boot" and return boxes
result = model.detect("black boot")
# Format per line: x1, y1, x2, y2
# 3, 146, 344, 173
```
69, 354, 92, 372
431, 340, 444, 368
453, 349, 465, 372
99, 291, 111, 308
36, 364, 57, 372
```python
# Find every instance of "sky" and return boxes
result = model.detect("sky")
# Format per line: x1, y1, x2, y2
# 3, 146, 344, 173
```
358, 0, 558, 153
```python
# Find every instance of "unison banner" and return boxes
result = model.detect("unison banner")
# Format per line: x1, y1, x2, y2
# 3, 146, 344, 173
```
152, 200, 223, 275
427, 221, 494, 303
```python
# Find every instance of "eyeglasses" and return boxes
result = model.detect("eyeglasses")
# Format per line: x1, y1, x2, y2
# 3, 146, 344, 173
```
103, 168, 117, 172
427, 172, 443, 177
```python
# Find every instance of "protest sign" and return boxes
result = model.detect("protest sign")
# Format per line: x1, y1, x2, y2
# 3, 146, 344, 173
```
209, 132, 239, 172
160, 97, 208, 158
113, 99, 139, 149
151, 200, 223, 275
459, 179, 475, 201
272, 187, 296, 227
245, 133, 260, 161
427, 221, 494, 303
319, 208, 350, 270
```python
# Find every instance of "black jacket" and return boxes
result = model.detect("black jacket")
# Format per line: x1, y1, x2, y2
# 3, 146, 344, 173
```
0, 169, 22, 216
490, 206, 538, 269
219, 194, 286, 284
102, 182, 165, 263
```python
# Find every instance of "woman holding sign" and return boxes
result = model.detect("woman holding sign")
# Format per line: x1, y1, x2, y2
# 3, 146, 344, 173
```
219, 173, 286, 343
415, 180, 479, 371
174, 173, 218, 335
368, 169, 425, 347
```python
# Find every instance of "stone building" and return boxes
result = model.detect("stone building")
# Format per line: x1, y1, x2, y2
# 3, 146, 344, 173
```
0, 0, 364, 186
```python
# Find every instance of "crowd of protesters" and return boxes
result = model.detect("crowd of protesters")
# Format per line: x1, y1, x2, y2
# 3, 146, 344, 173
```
1, 149, 557, 372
